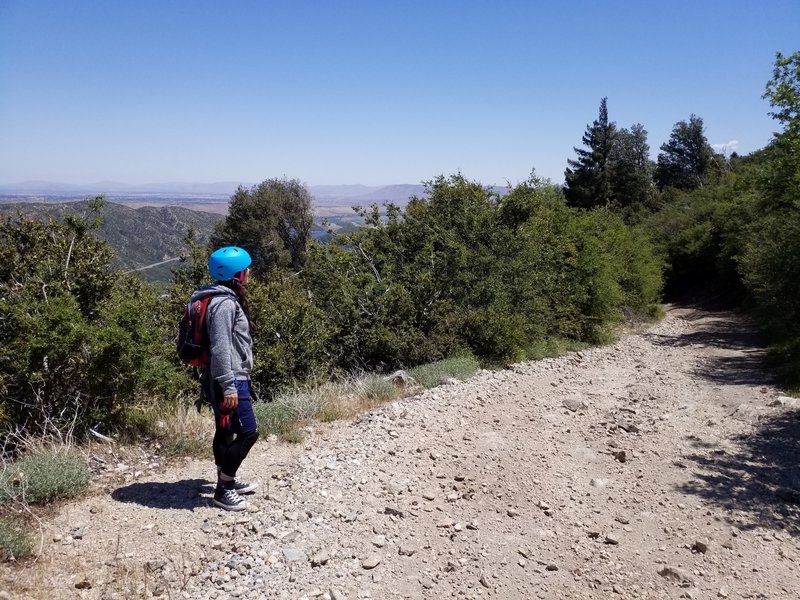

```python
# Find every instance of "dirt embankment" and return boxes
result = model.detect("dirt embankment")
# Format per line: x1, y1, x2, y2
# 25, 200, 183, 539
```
3, 306, 799, 599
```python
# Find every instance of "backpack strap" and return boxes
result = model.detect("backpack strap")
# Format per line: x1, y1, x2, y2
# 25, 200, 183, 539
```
192, 296, 214, 347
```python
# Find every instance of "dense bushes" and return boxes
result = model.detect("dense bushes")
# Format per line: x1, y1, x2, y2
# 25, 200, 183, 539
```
1, 174, 664, 437
0, 200, 186, 439
261, 175, 659, 378
642, 51, 800, 386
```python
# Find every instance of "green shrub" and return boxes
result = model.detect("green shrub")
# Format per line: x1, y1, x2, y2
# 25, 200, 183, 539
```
525, 337, 587, 360
251, 384, 332, 436
0, 452, 90, 504
410, 353, 481, 389
163, 437, 209, 458
248, 275, 334, 395
0, 518, 30, 560
583, 209, 663, 318
281, 429, 305, 444
253, 401, 295, 435
0, 202, 189, 438
358, 375, 400, 403
740, 210, 800, 386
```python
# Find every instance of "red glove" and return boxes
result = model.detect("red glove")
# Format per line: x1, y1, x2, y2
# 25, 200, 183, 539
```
218, 392, 237, 429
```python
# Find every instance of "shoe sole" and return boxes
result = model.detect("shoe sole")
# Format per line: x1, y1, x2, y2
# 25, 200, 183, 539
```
213, 498, 248, 511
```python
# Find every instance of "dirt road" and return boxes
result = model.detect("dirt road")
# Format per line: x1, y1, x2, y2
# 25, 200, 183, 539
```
4, 306, 800, 599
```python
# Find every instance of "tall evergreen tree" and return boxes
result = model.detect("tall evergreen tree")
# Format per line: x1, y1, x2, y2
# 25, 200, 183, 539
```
564, 97, 617, 208
654, 115, 714, 190
610, 123, 655, 211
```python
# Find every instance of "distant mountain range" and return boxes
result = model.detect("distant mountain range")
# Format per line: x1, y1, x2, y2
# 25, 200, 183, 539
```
0, 180, 429, 207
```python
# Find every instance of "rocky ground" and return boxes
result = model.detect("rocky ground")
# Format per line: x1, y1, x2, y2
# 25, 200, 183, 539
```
2, 306, 799, 600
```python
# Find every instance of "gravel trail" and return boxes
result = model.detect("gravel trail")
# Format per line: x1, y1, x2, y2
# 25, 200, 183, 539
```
4, 306, 800, 599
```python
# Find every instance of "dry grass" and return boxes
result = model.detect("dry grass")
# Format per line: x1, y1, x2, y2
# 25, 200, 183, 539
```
123, 398, 215, 458
253, 372, 413, 434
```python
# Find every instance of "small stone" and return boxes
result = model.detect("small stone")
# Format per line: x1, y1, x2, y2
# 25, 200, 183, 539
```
422, 490, 436, 501
362, 554, 381, 569
546, 564, 558, 571
75, 580, 92, 590
617, 420, 640, 433
562, 398, 583, 412
613, 450, 627, 463
692, 539, 710, 554
146, 560, 167, 571
506, 509, 519, 517
385, 481, 405, 495
330, 589, 345, 600
283, 548, 307, 562
311, 551, 330, 566
398, 544, 416, 556
371, 535, 386, 548
384, 505, 404, 518
590, 478, 609, 488
265, 491, 285, 502
604, 533, 620, 545
436, 518, 453, 528
479, 574, 491, 589
419, 577, 434, 589
658, 566, 695, 586
718, 587, 729, 598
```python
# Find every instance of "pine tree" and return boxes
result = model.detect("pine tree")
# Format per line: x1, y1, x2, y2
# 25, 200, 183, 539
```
564, 97, 617, 208
655, 115, 714, 190
610, 123, 655, 211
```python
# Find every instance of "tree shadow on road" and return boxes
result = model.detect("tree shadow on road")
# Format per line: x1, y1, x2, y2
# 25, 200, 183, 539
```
111, 478, 214, 510
645, 309, 777, 387
677, 410, 800, 535
696, 353, 777, 387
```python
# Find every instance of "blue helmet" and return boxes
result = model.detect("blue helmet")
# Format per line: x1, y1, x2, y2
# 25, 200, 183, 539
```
208, 246, 252, 281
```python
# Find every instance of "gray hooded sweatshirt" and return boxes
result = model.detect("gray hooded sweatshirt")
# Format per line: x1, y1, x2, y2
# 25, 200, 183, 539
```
190, 284, 253, 396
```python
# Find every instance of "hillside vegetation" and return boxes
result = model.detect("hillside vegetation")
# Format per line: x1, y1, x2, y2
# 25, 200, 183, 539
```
0, 200, 222, 281
0, 51, 798, 448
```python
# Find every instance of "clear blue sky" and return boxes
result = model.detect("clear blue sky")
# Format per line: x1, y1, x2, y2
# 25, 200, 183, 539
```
1, 1, 797, 187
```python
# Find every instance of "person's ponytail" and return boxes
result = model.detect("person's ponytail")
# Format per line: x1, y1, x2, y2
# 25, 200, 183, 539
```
230, 278, 255, 334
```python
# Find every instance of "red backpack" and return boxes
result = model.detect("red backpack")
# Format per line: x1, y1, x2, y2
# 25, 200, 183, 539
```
177, 295, 218, 368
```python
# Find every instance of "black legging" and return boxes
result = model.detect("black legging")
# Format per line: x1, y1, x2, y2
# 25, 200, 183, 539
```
213, 428, 259, 478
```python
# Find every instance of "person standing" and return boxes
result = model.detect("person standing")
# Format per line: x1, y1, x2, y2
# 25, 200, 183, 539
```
191, 246, 259, 511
